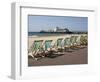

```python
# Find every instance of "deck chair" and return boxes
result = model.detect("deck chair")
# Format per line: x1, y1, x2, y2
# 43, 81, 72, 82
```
56, 38, 64, 52
64, 37, 72, 52
79, 35, 88, 49
80, 35, 88, 46
70, 36, 79, 49
46, 39, 64, 58
30, 40, 44, 60
72, 36, 80, 49
50, 40, 58, 52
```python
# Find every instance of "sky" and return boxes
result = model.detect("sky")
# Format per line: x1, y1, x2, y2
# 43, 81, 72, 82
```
28, 15, 88, 32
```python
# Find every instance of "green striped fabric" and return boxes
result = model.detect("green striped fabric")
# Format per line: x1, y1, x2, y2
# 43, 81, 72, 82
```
32, 40, 43, 51
57, 38, 63, 47
64, 38, 70, 46
45, 40, 52, 50
70, 36, 75, 44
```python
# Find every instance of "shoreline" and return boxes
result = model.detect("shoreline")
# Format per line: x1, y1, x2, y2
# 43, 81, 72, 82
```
28, 33, 87, 37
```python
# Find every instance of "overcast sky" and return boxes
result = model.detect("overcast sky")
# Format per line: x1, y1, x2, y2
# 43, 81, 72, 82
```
28, 15, 88, 32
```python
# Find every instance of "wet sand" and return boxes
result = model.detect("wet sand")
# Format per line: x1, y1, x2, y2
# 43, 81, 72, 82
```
28, 47, 87, 66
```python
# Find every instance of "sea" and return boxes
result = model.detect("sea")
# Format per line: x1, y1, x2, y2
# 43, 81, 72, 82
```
28, 31, 86, 36
28, 32, 69, 36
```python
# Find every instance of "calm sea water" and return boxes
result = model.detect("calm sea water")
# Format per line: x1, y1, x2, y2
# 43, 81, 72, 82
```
28, 32, 68, 36
28, 32, 87, 36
